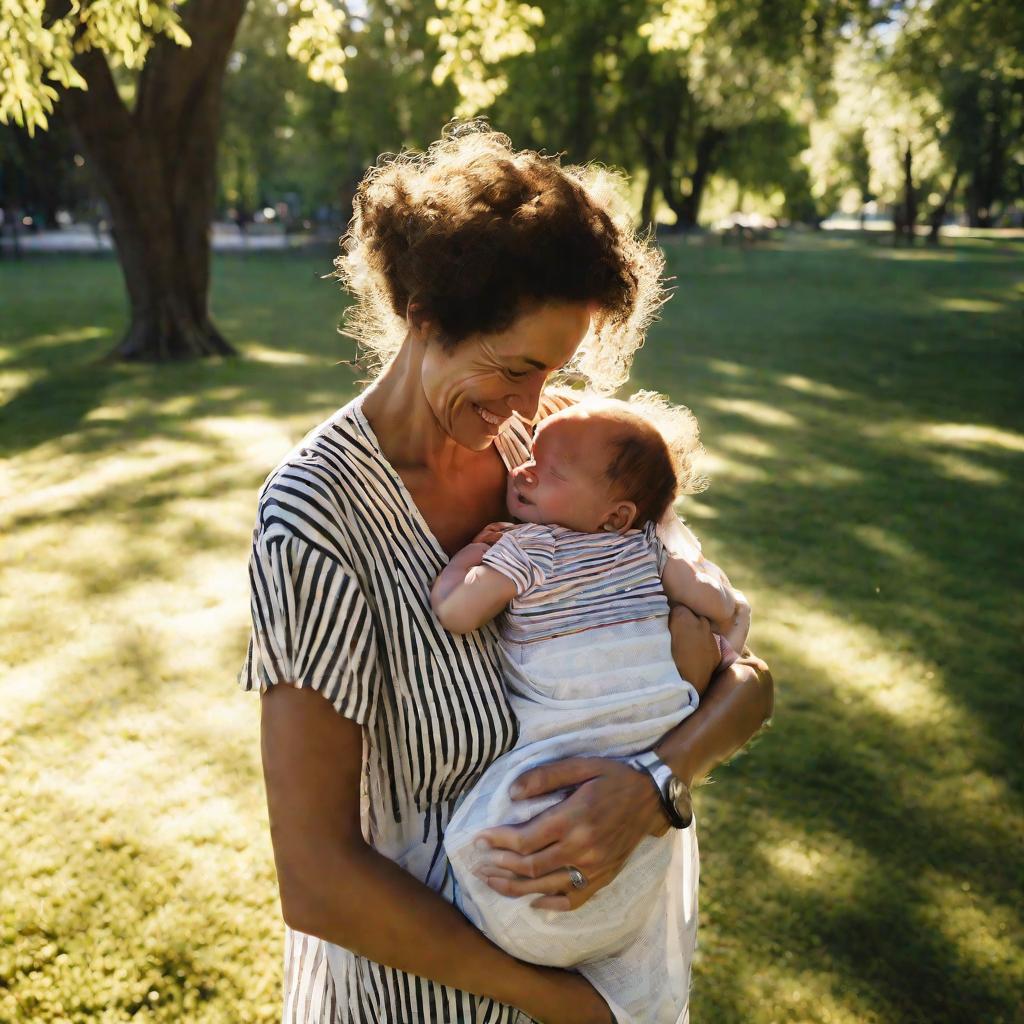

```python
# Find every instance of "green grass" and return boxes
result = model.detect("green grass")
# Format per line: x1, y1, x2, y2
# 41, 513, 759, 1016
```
1, 233, 1022, 1023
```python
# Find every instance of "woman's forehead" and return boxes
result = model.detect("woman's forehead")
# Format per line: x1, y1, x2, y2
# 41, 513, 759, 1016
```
498, 301, 592, 362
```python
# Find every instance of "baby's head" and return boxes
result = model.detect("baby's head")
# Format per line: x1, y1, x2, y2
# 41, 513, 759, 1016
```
507, 393, 705, 533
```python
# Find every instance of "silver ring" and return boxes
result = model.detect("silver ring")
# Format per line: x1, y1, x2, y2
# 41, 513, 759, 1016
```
567, 866, 587, 890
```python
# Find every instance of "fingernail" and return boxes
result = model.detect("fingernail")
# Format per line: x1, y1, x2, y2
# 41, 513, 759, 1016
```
509, 783, 524, 799
474, 838, 490, 851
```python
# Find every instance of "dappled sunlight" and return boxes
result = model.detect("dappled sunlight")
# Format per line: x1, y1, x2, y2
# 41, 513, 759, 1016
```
927, 451, 1006, 485
679, 497, 719, 521
732, 965, 885, 1024
195, 413, 304, 468
716, 432, 777, 460
246, 343, 318, 365
776, 374, 853, 401
5, 442, 205, 521
848, 524, 926, 570
762, 833, 876, 902
0, 325, 110, 362
936, 297, 1006, 314
787, 460, 864, 486
706, 397, 800, 429
0, 366, 38, 399
701, 449, 772, 483
859, 417, 1017, 487
866, 247, 962, 263
916, 869, 1023, 989
705, 358, 751, 378
757, 591, 957, 729
915, 422, 1024, 453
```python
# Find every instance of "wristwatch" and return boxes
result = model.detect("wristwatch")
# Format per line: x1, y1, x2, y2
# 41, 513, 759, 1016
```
627, 750, 693, 829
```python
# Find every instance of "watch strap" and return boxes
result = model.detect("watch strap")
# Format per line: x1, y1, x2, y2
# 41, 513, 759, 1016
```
628, 750, 692, 829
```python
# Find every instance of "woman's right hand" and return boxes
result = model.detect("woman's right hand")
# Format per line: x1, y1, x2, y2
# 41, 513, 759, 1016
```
526, 966, 615, 1024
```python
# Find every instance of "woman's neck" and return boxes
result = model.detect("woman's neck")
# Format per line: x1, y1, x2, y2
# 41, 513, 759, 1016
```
361, 334, 475, 475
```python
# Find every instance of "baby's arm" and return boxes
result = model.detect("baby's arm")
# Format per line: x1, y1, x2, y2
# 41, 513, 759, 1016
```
431, 542, 518, 635
662, 555, 751, 654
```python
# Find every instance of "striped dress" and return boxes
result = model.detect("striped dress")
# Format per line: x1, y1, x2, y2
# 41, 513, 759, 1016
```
239, 394, 545, 1023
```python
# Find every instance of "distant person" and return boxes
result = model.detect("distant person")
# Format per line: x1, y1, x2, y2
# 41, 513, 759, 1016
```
240, 122, 773, 1024
232, 204, 251, 242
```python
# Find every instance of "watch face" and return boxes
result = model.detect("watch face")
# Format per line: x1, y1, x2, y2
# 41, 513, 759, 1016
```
668, 778, 693, 824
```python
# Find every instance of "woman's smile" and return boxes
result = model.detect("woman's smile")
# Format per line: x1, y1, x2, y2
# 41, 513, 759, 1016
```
472, 402, 508, 427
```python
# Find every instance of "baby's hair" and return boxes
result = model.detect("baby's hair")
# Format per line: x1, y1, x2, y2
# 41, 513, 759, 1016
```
577, 392, 707, 526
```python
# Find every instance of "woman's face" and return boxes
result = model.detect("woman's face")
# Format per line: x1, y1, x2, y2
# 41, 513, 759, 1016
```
419, 301, 592, 451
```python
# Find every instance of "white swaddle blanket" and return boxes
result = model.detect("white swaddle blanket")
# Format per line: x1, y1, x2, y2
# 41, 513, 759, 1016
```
443, 523, 701, 1024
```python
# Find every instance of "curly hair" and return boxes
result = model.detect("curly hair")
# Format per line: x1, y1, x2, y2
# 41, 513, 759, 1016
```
334, 120, 667, 393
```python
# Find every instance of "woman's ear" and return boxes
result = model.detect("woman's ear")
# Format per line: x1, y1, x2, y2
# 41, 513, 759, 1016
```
406, 298, 433, 339
601, 501, 638, 534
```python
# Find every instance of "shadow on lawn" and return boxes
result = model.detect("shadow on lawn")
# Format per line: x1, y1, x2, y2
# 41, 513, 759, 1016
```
696, 635, 1022, 1024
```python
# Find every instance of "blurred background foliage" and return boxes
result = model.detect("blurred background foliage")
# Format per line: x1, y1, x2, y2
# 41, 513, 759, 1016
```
3, 0, 1022, 239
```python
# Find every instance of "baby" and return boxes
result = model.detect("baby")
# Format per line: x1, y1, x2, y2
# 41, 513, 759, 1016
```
431, 395, 750, 1024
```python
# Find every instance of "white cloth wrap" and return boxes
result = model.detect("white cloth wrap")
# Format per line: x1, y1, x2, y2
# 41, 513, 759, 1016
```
444, 616, 700, 1024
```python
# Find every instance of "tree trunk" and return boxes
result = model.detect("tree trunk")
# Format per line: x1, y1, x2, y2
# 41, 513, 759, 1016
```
639, 137, 661, 229
57, 0, 247, 360
927, 165, 962, 246
679, 128, 722, 229
662, 125, 722, 231
900, 141, 918, 245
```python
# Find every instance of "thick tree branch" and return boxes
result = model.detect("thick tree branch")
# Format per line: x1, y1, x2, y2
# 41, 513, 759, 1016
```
136, 0, 248, 127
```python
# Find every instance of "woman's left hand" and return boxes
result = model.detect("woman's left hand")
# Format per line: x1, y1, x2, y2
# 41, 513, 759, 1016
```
471, 757, 667, 910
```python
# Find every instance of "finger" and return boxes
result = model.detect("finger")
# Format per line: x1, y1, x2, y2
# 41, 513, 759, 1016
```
510, 757, 608, 800
475, 804, 567, 855
477, 867, 577, 898
530, 894, 573, 911
474, 842, 574, 880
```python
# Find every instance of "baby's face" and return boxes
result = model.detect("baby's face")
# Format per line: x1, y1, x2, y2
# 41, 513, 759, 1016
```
507, 412, 623, 532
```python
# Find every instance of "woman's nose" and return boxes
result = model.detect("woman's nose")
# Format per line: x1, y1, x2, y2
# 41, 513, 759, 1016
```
506, 374, 546, 420
514, 463, 536, 487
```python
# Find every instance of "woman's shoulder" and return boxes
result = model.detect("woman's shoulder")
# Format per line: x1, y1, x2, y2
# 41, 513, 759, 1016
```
254, 398, 382, 553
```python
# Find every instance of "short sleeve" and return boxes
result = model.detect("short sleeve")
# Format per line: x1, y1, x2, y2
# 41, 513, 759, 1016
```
656, 508, 704, 563
481, 524, 557, 596
643, 519, 670, 575
239, 526, 381, 725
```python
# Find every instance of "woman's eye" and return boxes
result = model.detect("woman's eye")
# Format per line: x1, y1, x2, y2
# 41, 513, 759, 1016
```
505, 368, 529, 380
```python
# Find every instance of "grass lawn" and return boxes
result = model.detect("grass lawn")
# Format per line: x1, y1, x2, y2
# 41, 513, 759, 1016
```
1, 232, 1021, 1023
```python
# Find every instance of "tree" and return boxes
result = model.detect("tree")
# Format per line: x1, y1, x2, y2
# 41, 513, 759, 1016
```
3, 0, 247, 358
895, 0, 1024, 232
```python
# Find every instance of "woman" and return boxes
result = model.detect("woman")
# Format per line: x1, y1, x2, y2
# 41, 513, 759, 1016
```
240, 123, 773, 1024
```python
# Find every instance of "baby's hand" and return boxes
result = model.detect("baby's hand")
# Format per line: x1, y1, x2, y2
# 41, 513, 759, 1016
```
472, 521, 516, 547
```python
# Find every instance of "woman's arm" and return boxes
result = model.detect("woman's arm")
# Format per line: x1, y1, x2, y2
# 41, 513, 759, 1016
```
260, 683, 613, 1023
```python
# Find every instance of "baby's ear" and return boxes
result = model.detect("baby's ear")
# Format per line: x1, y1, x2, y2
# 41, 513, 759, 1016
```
603, 501, 638, 534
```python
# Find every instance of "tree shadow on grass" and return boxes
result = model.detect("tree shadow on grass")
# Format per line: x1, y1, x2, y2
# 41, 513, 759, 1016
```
693, 636, 1022, 1024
